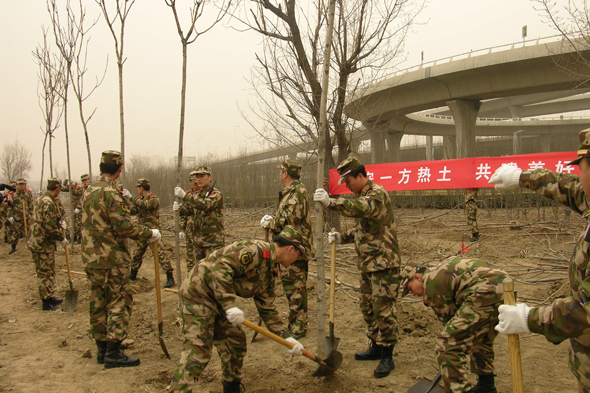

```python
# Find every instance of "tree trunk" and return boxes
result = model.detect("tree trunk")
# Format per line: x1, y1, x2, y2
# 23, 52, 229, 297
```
118, 61, 125, 182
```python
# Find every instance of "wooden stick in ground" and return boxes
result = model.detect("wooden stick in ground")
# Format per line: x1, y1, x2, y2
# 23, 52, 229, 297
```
503, 278, 524, 393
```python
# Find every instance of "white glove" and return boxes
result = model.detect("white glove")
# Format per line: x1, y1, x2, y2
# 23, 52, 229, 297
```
122, 189, 132, 199
60, 220, 67, 230
285, 337, 304, 356
74, 208, 80, 214
150, 229, 162, 243
173, 201, 181, 211
495, 303, 532, 335
8, 217, 14, 224
328, 231, 341, 244
179, 232, 185, 240
61, 238, 70, 246
225, 307, 244, 325
488, 165, 522, 191
174, 187, 186, 199
260, 214, 273, 228
313, 188, 330, 207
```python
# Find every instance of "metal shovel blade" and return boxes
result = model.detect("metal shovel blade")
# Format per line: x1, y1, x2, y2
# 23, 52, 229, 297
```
312, 349, 343, 377
65, 288, 78, 313
325, 323, 340, 353
406, 374, 444, 393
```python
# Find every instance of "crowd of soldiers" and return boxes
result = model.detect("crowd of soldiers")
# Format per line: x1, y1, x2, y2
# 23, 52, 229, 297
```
4, 128, 590, 393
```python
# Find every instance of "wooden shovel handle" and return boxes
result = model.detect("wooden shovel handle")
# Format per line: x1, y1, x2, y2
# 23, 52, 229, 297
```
503, 278, 524, 393
265, 228, 269, 242
153, 241, 164, 325
242, 319, 325, 365
329, 228, 336, 324
63, 229, 73, 285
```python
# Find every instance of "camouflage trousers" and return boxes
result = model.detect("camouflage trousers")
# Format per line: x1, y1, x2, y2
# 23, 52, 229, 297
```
85, 265, 134, 342
7, 220, 29, 246
31, 251, 56, 300
569, 339, 590, 391
436, 298, 499, 393
359, 268, 400, 346
169, 298, 247, 392
185, 230, 196, 268
187, 246, 216, 274
465, 202, 478, 235
73, 212, 82, 238
279, 258, 308, 336
132, 239, 173, 273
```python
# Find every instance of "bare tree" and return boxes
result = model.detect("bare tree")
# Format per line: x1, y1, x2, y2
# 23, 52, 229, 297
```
165, 0, 234, 310
33, 27, 66, 187
244, 0, 424, 172
96, 0, 136, 181
0, 141, 34, 182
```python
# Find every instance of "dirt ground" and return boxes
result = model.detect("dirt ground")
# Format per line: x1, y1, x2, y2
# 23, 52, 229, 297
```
0, 205, 583, 392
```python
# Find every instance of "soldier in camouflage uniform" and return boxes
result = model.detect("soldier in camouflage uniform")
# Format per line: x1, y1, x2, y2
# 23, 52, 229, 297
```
62, 173, 90, 244
400, 258, 507, 393
26, 178, 69, 312
260, 159, 312, 338
178, 171, 200, 269
168, 226, 307, 393
127, 178, 175, 288
6, 178, 33, 254
465, 188, 479, 242
3, 180, 16, 243
314, 157, 401, 378
173, 166, 224, 271
82, 150, 162, 369
489, 128, 590, 393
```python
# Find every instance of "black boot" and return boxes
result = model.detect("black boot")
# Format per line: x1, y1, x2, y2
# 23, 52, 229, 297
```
164, 271, 175, 289
48, 297, 63, 305
470, 232, 480, 242
129, 269, 138, 281
42, 298, 62, 311
355, 339, 382, 361
96, 340, 107, 364
222, 379, 244, 393
8, 245, 16, 255
373, 344, 395, 378
467, 374, 497, 393
75, 236, 81, 245
104, 341, 140, 369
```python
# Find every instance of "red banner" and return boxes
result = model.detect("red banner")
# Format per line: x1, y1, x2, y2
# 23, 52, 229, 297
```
329, 152, 579, 195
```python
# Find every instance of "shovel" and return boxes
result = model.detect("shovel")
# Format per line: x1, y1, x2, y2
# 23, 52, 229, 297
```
406, 373, 444, 393
63, 230, 78, 313
326, 228, 340, 353
503, 278, 524, 393
152, 241, 171, 359
251, 228, 270, 343
242, 318, 342, 377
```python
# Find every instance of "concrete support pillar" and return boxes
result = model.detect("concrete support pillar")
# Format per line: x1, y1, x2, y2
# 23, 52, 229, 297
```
370, 130, 387, 164
447, 99, 481, 158
386, 132, 404, 163
513, 130, 524, 155
425, 135, 434, 161
443, 135, 456, 159
540, 135, 552, 152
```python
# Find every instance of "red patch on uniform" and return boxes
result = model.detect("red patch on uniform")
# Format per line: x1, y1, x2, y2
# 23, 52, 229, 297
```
262, 249, 270, 259
185, 190, 190, 194
149, 195, 155, 198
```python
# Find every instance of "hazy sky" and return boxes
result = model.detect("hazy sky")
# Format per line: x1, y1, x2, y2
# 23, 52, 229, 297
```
0, 0, 560, 184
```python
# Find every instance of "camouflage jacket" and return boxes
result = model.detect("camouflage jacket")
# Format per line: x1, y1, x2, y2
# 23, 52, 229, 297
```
179, 239, 284, 334
179, 189, 199, 233
81, 176, 152, 270
268, 180, 312, 260
328, 179, 401, 272
129, 193, 161, 230
520, 169, 590, 348
26, 192, 66, 253
7, 189, 33, 223
421, 257, 506, 323
182, 186, 224, 248
464, 189, 477, 203
62, 182, 88, 210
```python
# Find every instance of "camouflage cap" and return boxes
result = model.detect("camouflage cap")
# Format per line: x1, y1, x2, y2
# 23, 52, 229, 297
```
336, 157, 363, 185
136, 178, 150, 187
567, 128, 590, 166
277, 225, 306, 253
399, 262, 423, 298
101, 150, 123, 165
195, 166, 212, 175
189, 170, 198, 180
81, 174, 90, 181
16, 178, 26, 185
47, 177, 62, 189
9, 180, 16, 187
279, 158, 302, 178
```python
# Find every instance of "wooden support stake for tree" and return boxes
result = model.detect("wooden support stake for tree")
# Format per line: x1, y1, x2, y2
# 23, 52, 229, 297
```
503, 278, 525, 393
